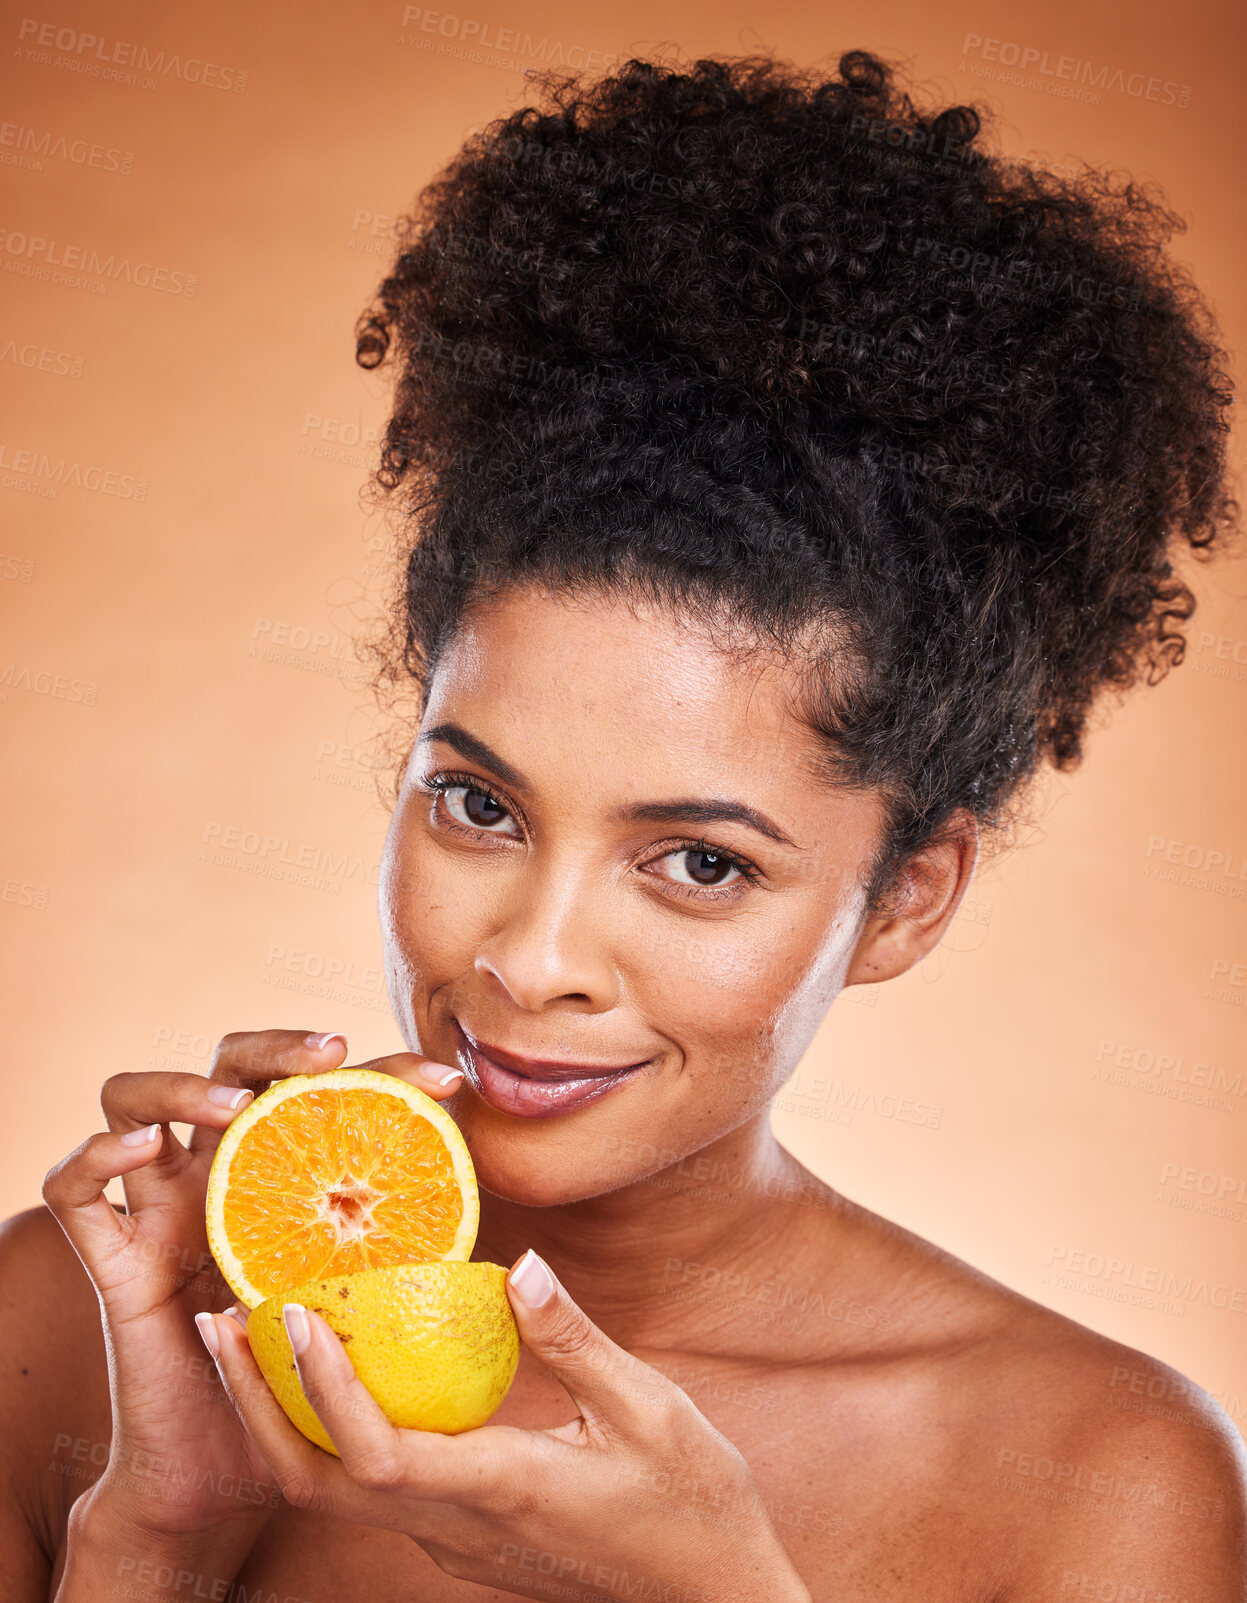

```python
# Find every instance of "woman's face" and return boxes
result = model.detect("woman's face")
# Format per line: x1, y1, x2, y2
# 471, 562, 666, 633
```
379, 586, 900, 1206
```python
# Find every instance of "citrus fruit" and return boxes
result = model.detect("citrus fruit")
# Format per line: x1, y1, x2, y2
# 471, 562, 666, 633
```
247, 1261, 520, 1451
206, 1068, 479, 1309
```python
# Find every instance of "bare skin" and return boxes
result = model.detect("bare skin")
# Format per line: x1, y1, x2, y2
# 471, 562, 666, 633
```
3, 586, 1244, 1601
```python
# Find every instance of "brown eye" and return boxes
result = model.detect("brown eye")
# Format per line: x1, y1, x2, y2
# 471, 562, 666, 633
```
684, 850, 734, 884
464, 789, 505, 826
442, 784, 520, 836
663, 848, 743, 887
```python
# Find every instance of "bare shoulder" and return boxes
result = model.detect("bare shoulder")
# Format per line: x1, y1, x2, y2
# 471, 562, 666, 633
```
0, 1202, 107, 1368
923, 1246, 1247, 1599
0, 1207, 110, 1556
801, 1199, 1246, 1597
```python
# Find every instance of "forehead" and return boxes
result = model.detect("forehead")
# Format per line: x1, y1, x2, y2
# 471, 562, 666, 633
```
424, 585, 832, 796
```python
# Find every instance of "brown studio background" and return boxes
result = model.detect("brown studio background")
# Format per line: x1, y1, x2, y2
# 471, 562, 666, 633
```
2, 0, 1245, 1428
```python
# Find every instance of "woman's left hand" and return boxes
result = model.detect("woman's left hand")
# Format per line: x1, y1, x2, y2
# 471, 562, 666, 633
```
201, 1250, 812, 1603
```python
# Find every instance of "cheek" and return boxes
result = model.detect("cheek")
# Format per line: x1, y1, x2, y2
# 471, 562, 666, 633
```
380, 805, 491, 994
627, 895, 855, 1090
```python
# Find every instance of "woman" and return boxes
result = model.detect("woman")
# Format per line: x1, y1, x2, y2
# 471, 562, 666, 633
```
6, 49, 1244, 1602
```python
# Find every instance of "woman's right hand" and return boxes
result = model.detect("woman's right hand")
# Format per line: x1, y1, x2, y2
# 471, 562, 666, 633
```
40, 1029, 465, 1574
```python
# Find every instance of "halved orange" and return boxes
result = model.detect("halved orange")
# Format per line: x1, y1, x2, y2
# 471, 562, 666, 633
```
206, 1068, 479, 1309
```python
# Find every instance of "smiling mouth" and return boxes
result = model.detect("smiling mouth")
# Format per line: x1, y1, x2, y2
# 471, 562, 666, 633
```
451, 1021, 651, 1118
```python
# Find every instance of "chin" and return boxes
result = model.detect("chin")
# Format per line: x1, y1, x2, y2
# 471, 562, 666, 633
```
470, 1150, 623, 1210
451, 1101, 643, 1210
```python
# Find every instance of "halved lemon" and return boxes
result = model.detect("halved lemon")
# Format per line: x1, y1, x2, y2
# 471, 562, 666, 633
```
206, 1068, 479, 1309
248, 1262, 520, 1451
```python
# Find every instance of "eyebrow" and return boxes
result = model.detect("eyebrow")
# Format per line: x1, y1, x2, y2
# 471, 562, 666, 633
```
612, 799, 797, 848
418, 722, 529, 789
418, 721, 797, 849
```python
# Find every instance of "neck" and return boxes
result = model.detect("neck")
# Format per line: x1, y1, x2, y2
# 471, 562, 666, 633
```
473, 1111, 847, 1352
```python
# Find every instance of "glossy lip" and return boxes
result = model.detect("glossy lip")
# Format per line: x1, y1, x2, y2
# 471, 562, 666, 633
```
451, 1020, 652, 1119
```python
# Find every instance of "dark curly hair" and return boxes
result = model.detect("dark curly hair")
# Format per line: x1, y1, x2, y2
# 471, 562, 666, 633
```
354, 49, 1236, 910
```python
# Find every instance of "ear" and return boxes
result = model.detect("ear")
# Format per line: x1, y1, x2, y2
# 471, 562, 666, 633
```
843, 809, 980, 987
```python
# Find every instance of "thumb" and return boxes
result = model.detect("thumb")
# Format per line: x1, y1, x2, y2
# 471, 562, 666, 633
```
506, 1249, 665, 1426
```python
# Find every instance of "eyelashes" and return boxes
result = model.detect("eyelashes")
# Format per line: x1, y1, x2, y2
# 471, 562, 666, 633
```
415, 770, 762, 901
664, 838, 761, 891
424, 771, 519, 835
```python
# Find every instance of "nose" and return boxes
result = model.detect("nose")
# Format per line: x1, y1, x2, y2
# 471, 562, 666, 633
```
472, 853, 620, 1014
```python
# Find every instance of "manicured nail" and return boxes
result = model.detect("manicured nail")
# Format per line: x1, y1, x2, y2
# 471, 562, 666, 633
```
509, 1249, 555, 1310
283, 1303, 311, 1355
433, 1066, 464, 1087
207, 1084, 253, 1110
224, 1305, 249, 1332
121, 1123, 160, 1147
194, 1311, 220, 1359
305, 1033, 346, 1052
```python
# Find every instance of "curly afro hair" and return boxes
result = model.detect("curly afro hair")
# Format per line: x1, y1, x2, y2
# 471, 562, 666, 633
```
355, 49, 1236, 909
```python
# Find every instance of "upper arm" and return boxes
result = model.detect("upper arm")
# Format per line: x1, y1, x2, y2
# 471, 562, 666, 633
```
0, 1206, 109, 1600
1007, 1369, 1247, 1602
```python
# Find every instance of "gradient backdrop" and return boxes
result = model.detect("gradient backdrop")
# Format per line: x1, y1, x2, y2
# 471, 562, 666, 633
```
2, 0, 1245, 1432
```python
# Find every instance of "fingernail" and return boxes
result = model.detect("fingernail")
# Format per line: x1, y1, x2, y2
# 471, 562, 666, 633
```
433, 1066, 464, 1087
207, 1084, 253, 1110
194, 1311, 220, 1359
509, 1249, 555, 1310
121, 1123, 160, 1147
283, 1303, 311, 1355
224, 1305, 249, 1332
305, 1033, 346, 1053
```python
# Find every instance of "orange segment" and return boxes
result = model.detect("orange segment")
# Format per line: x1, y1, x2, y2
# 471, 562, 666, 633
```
205, 1069, 479, 1309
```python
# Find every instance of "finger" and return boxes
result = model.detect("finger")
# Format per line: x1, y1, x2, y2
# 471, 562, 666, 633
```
346, 1051, 466, 1102
188, 1036, 466, 1159
203, 1309, 363, 1519
42, 1125, 164, 1269
101, 1071, 254, 1134
279, 1305, 513, 1508
101, 1071, 254, 1208
506, 1251, 670, 1432
210, 1028, 351, 1094
188, 1030, 350, 1156
281, 1306, 403, 1473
